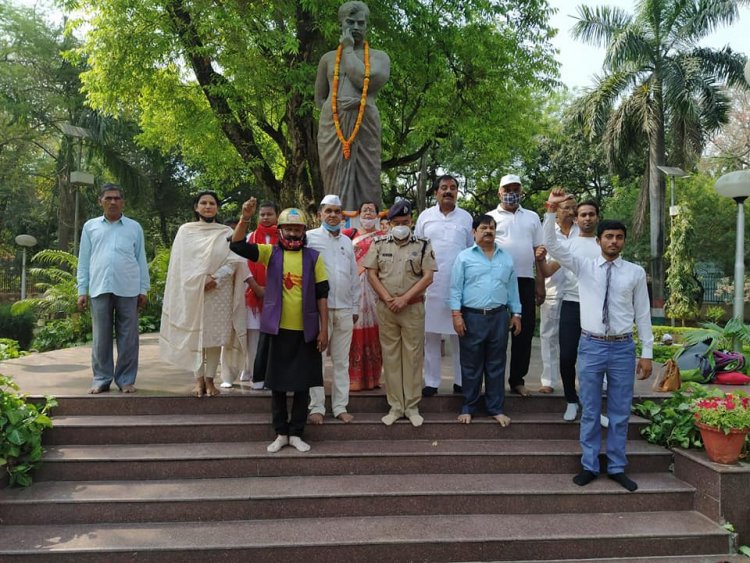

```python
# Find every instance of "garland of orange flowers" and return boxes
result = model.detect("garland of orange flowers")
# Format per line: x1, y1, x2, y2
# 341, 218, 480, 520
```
331, 41, 370, 160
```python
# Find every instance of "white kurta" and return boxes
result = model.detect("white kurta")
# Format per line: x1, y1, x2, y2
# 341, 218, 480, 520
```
415, 205, 473, 334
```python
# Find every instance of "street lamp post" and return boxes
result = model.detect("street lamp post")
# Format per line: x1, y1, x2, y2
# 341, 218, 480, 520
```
713, 170, 750, 352
14, 234, 38, 300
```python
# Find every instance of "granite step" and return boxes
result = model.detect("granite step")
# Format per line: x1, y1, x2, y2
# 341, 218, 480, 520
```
44, 412, 649, 444
33, 439, 672, 481
0, 511, 731, 562
0, 472, 694, 525
42, 392, 605, 417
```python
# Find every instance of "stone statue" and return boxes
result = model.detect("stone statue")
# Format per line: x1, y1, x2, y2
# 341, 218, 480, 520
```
315, 1, 390, 211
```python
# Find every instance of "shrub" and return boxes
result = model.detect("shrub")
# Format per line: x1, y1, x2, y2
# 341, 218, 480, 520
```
31, 317, 91, 352
0, 338, 28, 360
633, 382, 722, 449
0, 304, 35, 350
0, 374, 56, 487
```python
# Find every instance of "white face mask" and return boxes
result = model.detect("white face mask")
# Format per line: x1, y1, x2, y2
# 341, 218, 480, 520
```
360, 217, 377, 230
391, 225, 411, 241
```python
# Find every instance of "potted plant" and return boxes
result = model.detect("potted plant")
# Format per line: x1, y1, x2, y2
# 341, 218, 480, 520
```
691, 392, 750, 464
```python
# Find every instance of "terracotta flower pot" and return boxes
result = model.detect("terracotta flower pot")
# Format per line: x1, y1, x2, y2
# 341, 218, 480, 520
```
695, 421, 749, 464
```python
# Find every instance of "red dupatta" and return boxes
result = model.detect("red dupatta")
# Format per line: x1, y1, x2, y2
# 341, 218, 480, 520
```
245, 224, 279, 312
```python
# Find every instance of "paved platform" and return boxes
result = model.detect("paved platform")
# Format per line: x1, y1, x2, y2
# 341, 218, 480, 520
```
0, 333, 670, 399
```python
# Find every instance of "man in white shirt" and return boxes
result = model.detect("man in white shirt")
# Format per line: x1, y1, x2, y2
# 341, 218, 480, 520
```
415, 174, 473, 397
307, 194, 361, 424
487, 174, 544, 397
538, 195, 578, 395
536, 200, 602, 422
544, 188, 653, 492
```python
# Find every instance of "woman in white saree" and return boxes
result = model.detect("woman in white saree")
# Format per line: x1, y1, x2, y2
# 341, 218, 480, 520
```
159, 191, 248, 397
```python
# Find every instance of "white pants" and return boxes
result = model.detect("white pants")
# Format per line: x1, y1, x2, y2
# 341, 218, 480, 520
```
220, 329, 260, 384
309, 308, 354, 417
423, 332, 461, 389
539, 296, 562, 388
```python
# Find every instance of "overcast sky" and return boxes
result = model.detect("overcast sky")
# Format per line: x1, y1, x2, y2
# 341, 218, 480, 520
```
549, 0, 750, 90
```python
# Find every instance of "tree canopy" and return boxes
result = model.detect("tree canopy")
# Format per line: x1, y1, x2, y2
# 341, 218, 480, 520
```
64, 0, 558, 212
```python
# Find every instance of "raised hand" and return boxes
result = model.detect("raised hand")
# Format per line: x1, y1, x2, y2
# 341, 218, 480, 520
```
241, 198, 257, 221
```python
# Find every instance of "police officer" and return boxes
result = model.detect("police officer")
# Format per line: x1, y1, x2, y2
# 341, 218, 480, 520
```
364, 200, 437, 427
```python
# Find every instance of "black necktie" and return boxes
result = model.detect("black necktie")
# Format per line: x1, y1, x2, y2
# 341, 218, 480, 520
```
602, 262, 612, 334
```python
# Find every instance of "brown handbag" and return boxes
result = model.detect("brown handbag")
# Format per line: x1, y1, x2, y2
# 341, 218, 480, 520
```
654, 359, 681, 392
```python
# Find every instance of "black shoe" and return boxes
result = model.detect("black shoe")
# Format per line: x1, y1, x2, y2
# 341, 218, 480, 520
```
422, 386, 438, 397
453, 384, 462, 394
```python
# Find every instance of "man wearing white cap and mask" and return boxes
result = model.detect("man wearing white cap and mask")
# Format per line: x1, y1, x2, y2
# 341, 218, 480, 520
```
487, 174, 544, 397
307, 194, 360, 424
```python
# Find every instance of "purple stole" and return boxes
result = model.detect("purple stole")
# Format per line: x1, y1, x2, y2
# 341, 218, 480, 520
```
260, 246, 320, 343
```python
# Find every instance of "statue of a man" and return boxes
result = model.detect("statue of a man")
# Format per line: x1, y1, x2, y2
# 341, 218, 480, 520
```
315, 1, 390, 211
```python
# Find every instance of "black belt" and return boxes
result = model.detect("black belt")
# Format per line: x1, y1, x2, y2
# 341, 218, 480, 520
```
581, 330, 632, 342
462, 305, 507, 316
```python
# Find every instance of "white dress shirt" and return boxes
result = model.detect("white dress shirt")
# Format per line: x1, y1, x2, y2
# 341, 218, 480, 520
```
306, 227, 360, 313
545, 222, 578, 298
415, 204, 473, 334
487, 205, 542, 278
543, 213, 653, 358
557, 235, 600, 302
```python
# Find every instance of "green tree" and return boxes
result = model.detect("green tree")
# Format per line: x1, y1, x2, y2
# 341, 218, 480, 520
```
571, 0, 749, 306
64, 0, 557, 213
664, 206, 700, 323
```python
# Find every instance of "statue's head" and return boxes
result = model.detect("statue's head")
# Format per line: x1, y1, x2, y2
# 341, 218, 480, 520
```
339, 1, 370, 41
339, 1, 370, 22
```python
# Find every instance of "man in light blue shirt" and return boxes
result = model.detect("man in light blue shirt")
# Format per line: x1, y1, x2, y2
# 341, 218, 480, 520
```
449, 215, 522, 426
77, 184, 150, 393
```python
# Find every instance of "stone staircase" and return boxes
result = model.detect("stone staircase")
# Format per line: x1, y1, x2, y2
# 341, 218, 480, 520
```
0, 392, 738, 561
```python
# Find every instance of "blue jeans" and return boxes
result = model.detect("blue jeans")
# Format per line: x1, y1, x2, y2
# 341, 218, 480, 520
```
458, 308, 510, 416
577, 334, 635, 474
90, 294, 140, 389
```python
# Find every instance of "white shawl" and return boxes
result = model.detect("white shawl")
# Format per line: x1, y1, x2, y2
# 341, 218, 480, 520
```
159, 221, 249, 373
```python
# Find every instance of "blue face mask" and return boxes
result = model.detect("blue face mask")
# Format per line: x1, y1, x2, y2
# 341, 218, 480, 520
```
501, 192, 521, 207
323, 221, 341, 233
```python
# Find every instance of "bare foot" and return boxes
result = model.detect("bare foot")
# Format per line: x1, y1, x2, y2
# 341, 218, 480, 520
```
511, 385, 532, 397
88, 385, 110, 395
120, 384, 136, 393
457, 413, 472, 424
336, 412, 354, 423
308, 412, 324, 425
492, 414, 511, 427
191, 378, 206, 398
538, 386, 554, 394
205, 378, 221, 397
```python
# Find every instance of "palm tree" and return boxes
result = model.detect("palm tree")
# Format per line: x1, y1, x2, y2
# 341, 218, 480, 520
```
572, 0, 749, 306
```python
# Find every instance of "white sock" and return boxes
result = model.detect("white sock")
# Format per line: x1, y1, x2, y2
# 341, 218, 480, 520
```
563, 403, 579, 421
289, 436, 311, 452
267, 435, 288, 453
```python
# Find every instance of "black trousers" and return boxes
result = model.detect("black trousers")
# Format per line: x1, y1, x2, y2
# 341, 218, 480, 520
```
508, 277, 536, 389
271, 390, 309, 437
559, 300, 581, 403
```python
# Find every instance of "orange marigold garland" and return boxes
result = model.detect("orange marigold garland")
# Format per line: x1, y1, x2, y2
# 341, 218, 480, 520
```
332, 41, 370, 160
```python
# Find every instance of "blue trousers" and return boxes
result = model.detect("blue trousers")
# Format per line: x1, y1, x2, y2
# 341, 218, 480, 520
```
458, 308, 510, 416
577, 334, 635, 474
90, 293, 140, 389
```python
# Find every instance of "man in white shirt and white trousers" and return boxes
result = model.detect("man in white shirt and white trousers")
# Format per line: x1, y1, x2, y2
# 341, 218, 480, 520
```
543, 188, 652, 493
415, 174, 473, 397
307, 194, 361, 423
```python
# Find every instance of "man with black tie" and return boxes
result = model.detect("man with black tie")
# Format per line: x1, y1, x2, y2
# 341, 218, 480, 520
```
543, 188, 653, 492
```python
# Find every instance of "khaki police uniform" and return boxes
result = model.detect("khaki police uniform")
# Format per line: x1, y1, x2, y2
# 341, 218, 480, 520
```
363, 234, 438, 417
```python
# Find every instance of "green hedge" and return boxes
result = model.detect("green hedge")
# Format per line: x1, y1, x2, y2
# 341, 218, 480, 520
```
0, 305, 35, 350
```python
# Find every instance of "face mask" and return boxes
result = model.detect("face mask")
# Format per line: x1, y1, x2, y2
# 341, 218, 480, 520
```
391, 225, 411, 241
322, 221, 341, 233
198, 214, 216, 223
359, 217, 377, 230
501, 192, 521, 207
279, 232, 305, 250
